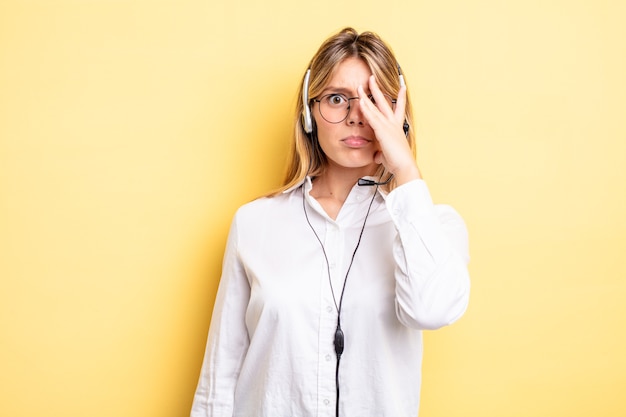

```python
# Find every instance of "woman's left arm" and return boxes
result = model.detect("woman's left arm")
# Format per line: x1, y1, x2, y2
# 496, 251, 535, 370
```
385, 180, 470, 330
359, 74, 470, 329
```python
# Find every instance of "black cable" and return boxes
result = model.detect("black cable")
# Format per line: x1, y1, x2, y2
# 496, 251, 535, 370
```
302, 183, 378, 417
335, 348, 342, 417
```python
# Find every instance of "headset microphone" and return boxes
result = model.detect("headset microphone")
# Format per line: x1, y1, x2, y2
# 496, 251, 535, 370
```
358, 174, 394, 187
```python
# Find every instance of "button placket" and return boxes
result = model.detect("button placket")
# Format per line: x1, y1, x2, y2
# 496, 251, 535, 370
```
324, 223, 345, 297
317, 220, 342, 416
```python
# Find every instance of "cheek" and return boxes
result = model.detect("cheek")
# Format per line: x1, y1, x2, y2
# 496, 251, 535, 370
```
315, 128, 334, 155
313, 116, 336, 142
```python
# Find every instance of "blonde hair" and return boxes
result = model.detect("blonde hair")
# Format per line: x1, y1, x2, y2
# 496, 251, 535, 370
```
268, 27, 416, 196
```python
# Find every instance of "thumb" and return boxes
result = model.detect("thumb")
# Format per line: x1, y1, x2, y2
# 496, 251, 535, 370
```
373, 151, 385, 165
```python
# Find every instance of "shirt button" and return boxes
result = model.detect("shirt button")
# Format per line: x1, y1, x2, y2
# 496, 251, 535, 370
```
324, 399, 330, 406
325, 354, 332, 361
326, 306, 333, 313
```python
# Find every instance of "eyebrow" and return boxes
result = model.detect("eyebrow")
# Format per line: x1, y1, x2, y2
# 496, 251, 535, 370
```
320, 86, 366, 97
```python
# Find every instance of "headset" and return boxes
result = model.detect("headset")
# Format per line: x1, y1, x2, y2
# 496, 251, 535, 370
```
302, 63, 409, 136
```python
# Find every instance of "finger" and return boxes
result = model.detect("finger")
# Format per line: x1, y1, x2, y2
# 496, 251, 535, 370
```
373, 150, 383, 165
368, 75, 394, 117
357, 84, 385, 129
356, 84, 377, 118
394, 84, 407, 124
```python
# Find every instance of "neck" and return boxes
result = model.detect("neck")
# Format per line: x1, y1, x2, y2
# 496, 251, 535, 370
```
313, 165, 371, 197
310, 165, 376, 219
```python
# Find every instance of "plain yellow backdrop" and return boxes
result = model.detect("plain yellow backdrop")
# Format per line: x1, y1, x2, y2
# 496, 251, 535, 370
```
1, 1, 625, 416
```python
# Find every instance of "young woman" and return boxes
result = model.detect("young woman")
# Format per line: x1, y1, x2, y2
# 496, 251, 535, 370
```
191, 27, 470, 417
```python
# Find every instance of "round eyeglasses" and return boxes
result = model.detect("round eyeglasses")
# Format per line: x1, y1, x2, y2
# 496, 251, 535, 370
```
313, 93, 397, 124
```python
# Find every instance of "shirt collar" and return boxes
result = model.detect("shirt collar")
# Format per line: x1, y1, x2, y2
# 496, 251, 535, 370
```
282, 177, 309, 194
283, 176, 389, 199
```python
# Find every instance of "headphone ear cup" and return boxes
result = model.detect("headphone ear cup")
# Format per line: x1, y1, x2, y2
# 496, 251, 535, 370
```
302, 69, 313, 134
302, 105, 313, 134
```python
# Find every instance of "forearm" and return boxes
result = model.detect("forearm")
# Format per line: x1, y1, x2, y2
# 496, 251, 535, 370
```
386, 179, 470, 329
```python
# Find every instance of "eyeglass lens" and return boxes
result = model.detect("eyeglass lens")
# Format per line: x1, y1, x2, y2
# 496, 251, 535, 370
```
317, 94, 396, 124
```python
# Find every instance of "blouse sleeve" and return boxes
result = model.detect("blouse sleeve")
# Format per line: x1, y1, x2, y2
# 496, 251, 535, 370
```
191, 214, 250, 417
385, 179, 471, 330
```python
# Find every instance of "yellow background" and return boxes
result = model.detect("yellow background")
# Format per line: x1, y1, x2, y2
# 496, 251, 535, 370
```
1, 1, 625, 416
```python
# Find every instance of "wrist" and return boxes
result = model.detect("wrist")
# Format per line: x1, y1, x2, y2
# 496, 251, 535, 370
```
393, 163, 421, 185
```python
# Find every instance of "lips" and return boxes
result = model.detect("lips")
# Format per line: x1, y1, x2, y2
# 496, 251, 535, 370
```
342, 135, 372, 147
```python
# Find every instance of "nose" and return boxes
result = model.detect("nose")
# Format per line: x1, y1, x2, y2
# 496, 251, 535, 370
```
346, 100, 365, 126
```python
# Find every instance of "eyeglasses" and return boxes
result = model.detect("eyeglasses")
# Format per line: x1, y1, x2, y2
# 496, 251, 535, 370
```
313, 93, 397, 124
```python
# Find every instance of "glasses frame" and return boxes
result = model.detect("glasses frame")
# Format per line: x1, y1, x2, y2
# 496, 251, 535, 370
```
312, 93, 397, 124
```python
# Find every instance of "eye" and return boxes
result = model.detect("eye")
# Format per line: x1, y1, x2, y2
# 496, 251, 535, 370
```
325, 94, 347, 106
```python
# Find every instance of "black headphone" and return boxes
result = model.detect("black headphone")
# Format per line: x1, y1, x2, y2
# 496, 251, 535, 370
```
301, 64, 409, 136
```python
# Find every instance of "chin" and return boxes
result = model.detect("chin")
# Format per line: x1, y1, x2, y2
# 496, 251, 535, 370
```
337, 159, 379, 172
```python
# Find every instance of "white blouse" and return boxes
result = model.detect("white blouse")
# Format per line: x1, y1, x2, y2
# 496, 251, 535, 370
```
191, 177, 470, 417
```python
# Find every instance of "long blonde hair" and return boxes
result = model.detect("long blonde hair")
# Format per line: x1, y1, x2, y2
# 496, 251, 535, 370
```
269, 27, 416, 196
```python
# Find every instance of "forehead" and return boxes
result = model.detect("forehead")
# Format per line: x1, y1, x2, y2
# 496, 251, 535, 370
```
323, 57, 372, 92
